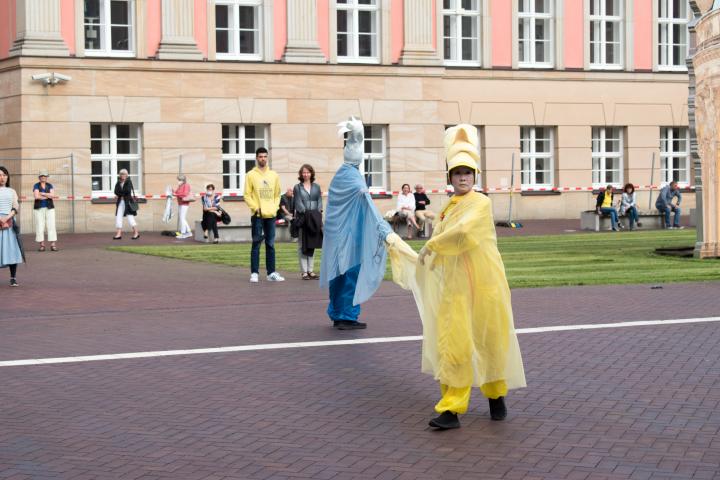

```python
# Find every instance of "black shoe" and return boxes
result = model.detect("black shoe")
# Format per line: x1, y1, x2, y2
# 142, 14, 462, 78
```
9, 278, 18, 287
337, 321, 367, 330
489, 397, 507, 421
429, 411, 460, 430
636, 222, 642, 227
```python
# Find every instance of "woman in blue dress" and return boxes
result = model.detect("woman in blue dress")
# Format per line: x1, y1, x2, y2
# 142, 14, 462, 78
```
0, 166, 24, 287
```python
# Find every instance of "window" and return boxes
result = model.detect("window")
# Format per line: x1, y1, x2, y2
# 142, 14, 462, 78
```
658, 0, 688, 70
518, 0, 554, 67
84, 0, 134, 56
520, 127, 554, 188
362, 125, 387, 191
216, 0, 262, 60
442, 0, 481, 65
91, 124, 142, 194
222, 125, 268, 193
337, 0, 380, 62
592, 127, 623, 187
660, 127, 689, 185
589, 0, 623, 68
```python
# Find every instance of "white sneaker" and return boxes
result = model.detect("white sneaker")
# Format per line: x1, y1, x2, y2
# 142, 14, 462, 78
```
249, 273, 259, 283
266, 272, 285, 282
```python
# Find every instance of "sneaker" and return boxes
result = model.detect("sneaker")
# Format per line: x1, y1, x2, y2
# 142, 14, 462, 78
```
489, 397, 507, 421
429, 411, 460, 430
266, 272, 285, 282
175, 231, 182, 237
9, 278, 18, 287
249, 273, 259, 283
675, 226, 685, 230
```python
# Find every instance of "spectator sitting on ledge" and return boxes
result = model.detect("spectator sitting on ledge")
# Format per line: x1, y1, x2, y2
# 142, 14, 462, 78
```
655, 181, 684, 230
277, 187, 294, 224
595, 184, 622, 232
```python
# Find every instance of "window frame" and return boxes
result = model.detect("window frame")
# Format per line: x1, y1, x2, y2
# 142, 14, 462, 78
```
90, 123, 143, 196
83, 0, 136, 57
442, 0, 482, 67
215, 0, 264, 61
360, 125, 387, 192
660, 127, 690, 186
221, 124, 269, 195
591, 127, 624, 188
520, 126, 554, 189
657, 0, 689, 71
517, 0, 554, 68
588, 0, 624, 70
336, 0, 381, 64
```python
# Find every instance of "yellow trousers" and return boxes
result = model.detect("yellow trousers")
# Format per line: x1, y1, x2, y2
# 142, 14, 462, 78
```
434, 380, 507, 414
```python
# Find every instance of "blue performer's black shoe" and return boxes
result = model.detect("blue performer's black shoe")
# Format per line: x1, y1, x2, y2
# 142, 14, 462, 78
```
336, 321, 366, 330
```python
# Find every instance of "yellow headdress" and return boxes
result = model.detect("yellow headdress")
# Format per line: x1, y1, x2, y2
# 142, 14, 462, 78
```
444, 124, 480, 173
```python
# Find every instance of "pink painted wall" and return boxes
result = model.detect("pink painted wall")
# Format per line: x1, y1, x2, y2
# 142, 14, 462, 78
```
490, 0, 511, 67
147, 0, 162, 57
194, 0, 207, 58
564, 0, 584, 68
391, 0, 403, 63
274, 0, 286, 60
633, 0, 653, 70
60, 0, 75, 55
317, 0, 329, 59
0, 0, 16, 59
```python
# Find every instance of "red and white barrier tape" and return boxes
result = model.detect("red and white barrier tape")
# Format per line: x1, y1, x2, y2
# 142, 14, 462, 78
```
18, 185, 695, 201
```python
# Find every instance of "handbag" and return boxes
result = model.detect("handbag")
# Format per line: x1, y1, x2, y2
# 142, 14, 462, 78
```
126, 183, 139, 215
0, 217, 13, 230
218, 207, 231, 225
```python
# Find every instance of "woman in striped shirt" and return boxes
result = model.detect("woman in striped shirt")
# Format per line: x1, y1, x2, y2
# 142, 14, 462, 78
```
0, 166, 24, 287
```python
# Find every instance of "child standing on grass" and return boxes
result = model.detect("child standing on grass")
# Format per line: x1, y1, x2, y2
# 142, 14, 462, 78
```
387, 125, 526, 429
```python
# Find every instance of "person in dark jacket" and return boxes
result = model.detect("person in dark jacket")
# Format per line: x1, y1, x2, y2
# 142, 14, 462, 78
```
413, 184, 435, 238
113, 169, 139, 240
33, 170, 58, 251
293, 164, 323, 280
595, 184, 621, 231
655, 181, 683, 229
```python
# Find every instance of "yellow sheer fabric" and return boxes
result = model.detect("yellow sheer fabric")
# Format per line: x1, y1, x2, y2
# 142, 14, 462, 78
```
388, 191, 526, 391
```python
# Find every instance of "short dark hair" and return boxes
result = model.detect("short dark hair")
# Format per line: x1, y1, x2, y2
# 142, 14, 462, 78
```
401, 183, 411, 191
623, 183, 634, 194
206, 184, 215, 190
256, 147, 268, 157
0, 166, 9, 188
298, 164, 315, 183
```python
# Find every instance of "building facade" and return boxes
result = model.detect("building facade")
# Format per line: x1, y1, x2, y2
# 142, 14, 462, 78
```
0, 0, 693, 232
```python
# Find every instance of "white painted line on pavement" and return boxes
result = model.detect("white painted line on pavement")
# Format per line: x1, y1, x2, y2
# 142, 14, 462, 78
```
1, 316, 719, 368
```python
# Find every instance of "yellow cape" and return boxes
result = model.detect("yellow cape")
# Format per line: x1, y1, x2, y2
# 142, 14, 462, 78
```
388, 191, 526, 390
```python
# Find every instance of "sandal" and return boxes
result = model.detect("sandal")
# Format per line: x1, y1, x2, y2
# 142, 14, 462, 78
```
50, 246, 58, 252
302, 273, 310, 280
113, 236, 122, 240
38, 245, 46, 252
131, 234, 140, 240
308, 272, 319, 280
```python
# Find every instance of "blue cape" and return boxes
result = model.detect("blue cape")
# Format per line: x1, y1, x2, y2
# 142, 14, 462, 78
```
320, 163, 392, 306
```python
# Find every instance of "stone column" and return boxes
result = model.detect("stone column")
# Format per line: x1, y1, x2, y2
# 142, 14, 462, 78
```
157, 0, 204, 60
9, 0, 70, 57
283, 0, 326, 63
399, 0, 441, 65
692, 4, 720, 258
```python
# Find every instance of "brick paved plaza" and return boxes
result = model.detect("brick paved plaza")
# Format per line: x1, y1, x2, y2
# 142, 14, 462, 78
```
2, 233, 720, 480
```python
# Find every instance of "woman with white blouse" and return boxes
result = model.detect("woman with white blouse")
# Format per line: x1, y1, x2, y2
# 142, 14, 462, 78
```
396, 183, 421, 239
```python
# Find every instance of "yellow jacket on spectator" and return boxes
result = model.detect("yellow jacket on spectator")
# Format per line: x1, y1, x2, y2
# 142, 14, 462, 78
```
244, 167, 281, 219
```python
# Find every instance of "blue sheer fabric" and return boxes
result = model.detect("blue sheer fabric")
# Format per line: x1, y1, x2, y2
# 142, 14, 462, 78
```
319, 163, 392, 307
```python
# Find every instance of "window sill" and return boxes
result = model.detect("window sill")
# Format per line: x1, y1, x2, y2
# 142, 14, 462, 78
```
216, 54, 263, 62
337, 57, 381, 65
84, 50, 136, 58
520, 190, 561, 196
444, 61, 482, 68
91, 197, 148, 204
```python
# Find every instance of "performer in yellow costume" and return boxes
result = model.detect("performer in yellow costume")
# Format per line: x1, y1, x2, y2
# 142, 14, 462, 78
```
387, 124, 526, 429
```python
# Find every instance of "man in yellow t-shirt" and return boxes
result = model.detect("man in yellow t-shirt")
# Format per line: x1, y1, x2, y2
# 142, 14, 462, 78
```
244, 147, 284, 283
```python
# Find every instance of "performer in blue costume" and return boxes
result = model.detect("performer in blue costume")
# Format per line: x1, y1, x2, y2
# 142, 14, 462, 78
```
320, 117, 396, 330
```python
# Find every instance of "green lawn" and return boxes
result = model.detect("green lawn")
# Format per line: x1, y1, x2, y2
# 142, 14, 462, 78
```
109, 230, 720, 289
